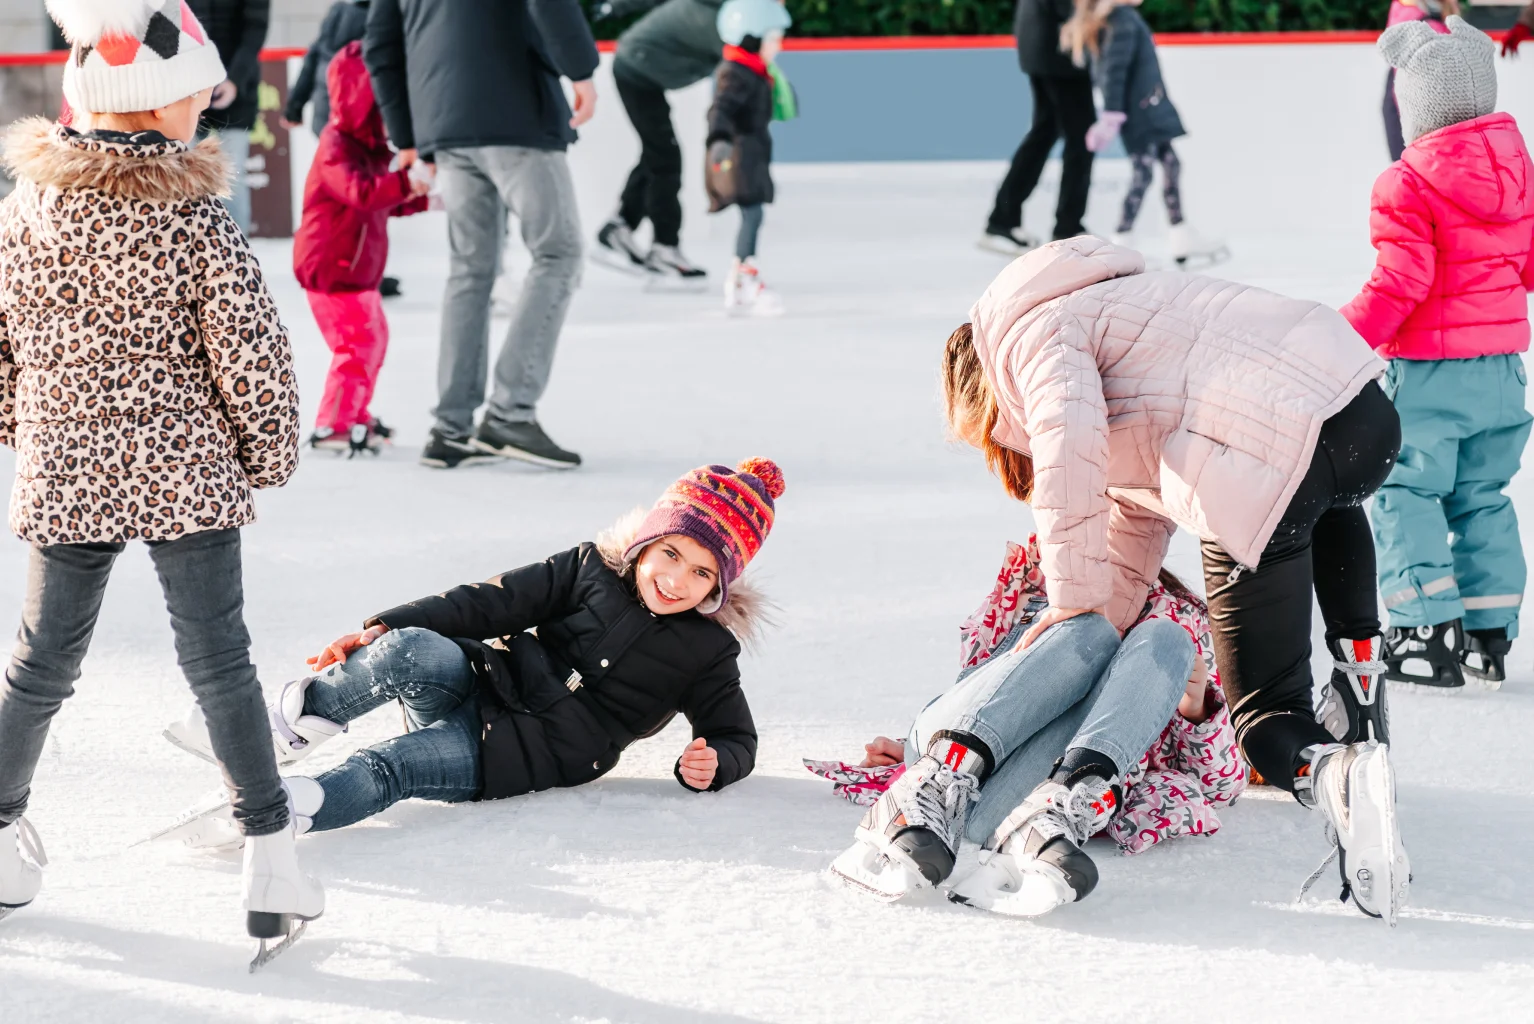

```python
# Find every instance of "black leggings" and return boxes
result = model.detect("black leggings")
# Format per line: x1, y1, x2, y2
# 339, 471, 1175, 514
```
1201, 382, 1401, 790
615, 69, 683, 247
1118, 142, 1182, 233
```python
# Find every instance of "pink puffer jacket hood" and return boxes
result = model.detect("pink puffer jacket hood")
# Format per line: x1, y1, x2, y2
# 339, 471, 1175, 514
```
970, 238, 1387, 627
1341, 112, 1534, 360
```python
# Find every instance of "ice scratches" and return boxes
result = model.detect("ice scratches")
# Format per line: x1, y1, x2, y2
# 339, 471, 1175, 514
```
316, 941, 428, 982
1259, 900, 1534, 929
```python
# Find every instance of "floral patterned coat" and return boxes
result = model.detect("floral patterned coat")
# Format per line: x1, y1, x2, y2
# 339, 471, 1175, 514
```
0, 119, 299, 545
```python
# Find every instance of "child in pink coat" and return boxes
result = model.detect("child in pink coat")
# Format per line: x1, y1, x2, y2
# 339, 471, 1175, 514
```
1342, 17, 1534, 688
293, 41, 428, 456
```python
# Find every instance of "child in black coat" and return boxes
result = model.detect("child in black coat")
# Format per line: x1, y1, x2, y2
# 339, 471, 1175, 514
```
707, 0, 791, 316
160, 460, 785, 846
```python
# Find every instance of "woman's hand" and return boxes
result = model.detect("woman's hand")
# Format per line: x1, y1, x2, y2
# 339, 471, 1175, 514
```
678, 737, 718, 790
1177, 657, 1212, 724
860, 736, 905, 768
1021, 606, 1102, 649
306, 624, 389, 671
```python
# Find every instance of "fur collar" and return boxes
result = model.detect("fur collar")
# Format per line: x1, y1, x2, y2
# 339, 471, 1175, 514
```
1, 118, 231, 202
596, 509, 773, 646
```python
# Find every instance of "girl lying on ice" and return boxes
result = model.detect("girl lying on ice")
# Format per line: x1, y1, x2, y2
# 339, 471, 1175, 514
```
158, 460, 783, 843
827, 538, 1245, 915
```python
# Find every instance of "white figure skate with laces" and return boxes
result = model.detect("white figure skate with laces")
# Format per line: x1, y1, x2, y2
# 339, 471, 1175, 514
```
164, 677, 345, 767
0, 817, 46, 922
1298, 741, 1410, 925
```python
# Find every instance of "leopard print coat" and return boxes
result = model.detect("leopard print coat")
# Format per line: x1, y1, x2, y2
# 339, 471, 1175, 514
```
0, 118, 300, 545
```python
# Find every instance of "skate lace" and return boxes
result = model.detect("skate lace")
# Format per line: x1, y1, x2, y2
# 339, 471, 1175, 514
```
13, 816, 47, 870
910, 765, 980, 845
1297, 822, 1344, 904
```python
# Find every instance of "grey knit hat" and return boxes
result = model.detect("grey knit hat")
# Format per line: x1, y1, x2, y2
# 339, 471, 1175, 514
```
1381, 15, 1497, 145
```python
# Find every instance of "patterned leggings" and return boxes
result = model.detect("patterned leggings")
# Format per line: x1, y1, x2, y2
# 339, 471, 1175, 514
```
1118, 142, 1183, 233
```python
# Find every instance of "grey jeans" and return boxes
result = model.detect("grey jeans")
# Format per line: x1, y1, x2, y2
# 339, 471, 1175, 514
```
434, 146, 583, 436
0, 529, 288, 836
908, 613, 1192, 846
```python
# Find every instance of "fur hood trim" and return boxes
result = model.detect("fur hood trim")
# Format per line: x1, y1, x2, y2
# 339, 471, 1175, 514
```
597, 508, 774, 646
1, 118, 231, 202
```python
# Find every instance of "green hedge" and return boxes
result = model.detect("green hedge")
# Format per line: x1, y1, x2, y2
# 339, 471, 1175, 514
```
589, 1, 1392, 39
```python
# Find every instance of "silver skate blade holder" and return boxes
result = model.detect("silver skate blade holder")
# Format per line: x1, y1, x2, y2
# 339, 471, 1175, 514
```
248, 911, 317, 972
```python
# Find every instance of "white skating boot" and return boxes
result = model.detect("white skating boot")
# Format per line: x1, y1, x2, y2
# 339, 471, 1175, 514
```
724, 258, 785, 318
949, 775, 1117, 917
978, 226, 1041, 256
645, 244, 707, 279
1298, 742, 1410, 925
0, 817, 46, 922
147, 776, 327, 851
1169, 222, 1230, 268
592, 218, 648, 274
164, 678, 345, 767
243, 821, 325, 971
829, 754, 979, 901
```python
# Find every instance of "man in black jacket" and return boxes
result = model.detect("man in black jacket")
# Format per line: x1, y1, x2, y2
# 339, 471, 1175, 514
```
365, 0, 600, 470
980, 0, 1097, 254
187, 0, 270, 233
283, 0, 371, 136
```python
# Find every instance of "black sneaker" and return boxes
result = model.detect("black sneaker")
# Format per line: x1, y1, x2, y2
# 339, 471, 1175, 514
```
472, 420, 581, 469
380, 276, 402, 298
420, 429, 501, 469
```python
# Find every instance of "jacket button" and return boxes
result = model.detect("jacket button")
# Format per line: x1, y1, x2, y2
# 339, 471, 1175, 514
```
600, 659, 609, 668
593, 761, 600, 769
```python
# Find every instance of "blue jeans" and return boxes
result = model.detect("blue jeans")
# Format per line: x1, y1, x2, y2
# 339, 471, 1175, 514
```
301, 628, 483, 831
908, 614, 1192, 846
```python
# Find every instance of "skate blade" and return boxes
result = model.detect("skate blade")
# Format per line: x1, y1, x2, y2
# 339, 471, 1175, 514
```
1391, 676, 1500, 695
642, 274, 709, 294
1173, 247, 1231, 270
976, 237, 1034, 257
1343, 744, 1408, 925
949, 854, 1073, 918
139, 790, 237, 848
588, 248, 650, 277
249, 917, 315, 973
828, 840, 925, 902
0, 904, 24, 924
161, 726, 216, 765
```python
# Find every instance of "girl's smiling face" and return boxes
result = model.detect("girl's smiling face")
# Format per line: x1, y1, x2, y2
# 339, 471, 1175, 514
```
635, 536, 721, 615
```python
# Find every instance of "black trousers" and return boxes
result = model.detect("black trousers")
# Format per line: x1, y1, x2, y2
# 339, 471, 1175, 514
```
1201, 382, 1402, 791
988, 74, 1097, 240
615, 70, 683, 247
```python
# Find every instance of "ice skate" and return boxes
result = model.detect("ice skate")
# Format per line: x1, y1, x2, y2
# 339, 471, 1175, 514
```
1297, 742, 1410, 925
1169, 222, 1229, 268
948, 777, 1109, 917
1460, 627, 1510, 688
147, 777, 326, 852
725, 259, 785, 318
243, 821, 325, 972
307, 427, 349, 453
0, 817, 46, 923
1317, 634, 1392, 744
591, 218, 648, 275
643, 244, 709, 292
829, 754, 978, 901
978, 225, 1040, 256
347, 423, 382, 458
164, 677, 346, 767
1382, 621, 1465, 691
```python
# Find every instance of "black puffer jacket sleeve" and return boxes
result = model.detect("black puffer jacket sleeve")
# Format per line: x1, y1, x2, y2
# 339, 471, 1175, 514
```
673, 644, 757, 792
529, 0, 601, 82
366, 546, 586, 639
1096, 10, 1137, 114
706, 64, 752, 146
364, 0, 414, 151
284, 3, 340, 122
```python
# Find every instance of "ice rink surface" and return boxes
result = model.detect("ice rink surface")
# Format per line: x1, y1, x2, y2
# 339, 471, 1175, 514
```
2, 158, 1533, 1022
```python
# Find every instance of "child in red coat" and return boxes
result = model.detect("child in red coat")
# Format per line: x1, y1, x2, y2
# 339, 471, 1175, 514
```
293, 40, 428, 455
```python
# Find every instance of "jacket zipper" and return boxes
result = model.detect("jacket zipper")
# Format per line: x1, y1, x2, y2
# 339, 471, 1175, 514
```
346, 223, 367, 268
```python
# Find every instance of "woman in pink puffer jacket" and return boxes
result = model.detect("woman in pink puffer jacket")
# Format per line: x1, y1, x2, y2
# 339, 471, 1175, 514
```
943, 235, 1410, 923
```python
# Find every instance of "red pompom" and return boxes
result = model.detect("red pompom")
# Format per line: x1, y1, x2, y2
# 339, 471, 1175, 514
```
737, 457, 785, 500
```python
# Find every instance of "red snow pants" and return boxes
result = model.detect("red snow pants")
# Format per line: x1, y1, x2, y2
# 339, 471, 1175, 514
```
307, 288, 388, 432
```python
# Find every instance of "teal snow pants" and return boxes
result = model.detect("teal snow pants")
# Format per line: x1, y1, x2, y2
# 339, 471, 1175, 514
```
1373, 355, 1532, 637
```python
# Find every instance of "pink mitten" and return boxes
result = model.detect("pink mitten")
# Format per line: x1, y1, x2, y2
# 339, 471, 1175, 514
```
1085, 111, 1128, 153
803, 759, 906, 807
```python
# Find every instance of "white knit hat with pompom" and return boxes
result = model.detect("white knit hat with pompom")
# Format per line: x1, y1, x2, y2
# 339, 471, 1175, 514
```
48, 0, 226, 115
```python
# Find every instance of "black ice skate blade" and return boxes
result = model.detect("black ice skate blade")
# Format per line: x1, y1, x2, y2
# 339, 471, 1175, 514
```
0, 904, 26, 923
248, 912, 319, 973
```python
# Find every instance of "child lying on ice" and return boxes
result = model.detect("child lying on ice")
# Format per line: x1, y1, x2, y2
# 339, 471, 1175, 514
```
158, 460, 783, 843
824, 537, 1246, 915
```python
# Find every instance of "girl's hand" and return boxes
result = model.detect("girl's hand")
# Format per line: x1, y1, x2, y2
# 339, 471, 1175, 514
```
860, 736, 905, 768
306, 624, 389, 671
1022, 606, 1102, 649
1177, 657, 1212, 724
678, 737, 718, 790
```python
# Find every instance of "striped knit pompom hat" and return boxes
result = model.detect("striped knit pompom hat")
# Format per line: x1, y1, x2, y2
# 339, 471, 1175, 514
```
625, 458, 786, 615
48, 0, 226, 115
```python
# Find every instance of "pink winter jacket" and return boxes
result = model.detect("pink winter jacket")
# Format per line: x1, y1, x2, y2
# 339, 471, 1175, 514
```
970, 238, 1386, 628
1340, 112, 1534, 360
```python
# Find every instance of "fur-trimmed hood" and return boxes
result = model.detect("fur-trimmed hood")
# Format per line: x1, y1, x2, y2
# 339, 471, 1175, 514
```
1, 117, 230, 203
597, 509, 773, 645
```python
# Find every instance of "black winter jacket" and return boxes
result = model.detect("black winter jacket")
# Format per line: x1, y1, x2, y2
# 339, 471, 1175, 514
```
363, 0, 600, 156
1095, 7, 1184, 153
1014, 0, 1088, 80
613, 0, 726, 91
705, 57, 774, 210
366, 542, 758, 800
186, 0, 271, 131
284, 0, 371, 136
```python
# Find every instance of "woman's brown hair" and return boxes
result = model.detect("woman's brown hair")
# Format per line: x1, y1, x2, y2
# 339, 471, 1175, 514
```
942, 323, 1034, 502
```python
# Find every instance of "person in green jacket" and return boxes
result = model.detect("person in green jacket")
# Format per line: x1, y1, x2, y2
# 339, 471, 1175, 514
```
593, 0, 727, 280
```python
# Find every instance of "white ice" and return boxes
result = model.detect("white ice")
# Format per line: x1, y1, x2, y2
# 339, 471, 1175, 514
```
2, 155, 1533, 1021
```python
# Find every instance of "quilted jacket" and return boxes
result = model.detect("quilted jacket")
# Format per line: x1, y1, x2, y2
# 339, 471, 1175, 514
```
969, 237, 1386, 628
1341, 112, 1534, 360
